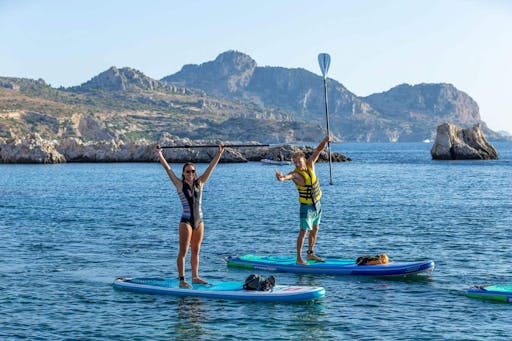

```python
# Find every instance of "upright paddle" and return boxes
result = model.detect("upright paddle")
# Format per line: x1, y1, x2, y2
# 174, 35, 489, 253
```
318, 53, 333, 185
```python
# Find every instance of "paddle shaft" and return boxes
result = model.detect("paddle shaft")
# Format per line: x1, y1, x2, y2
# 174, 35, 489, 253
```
159, 144, 269, 149
322, 77, 334, 185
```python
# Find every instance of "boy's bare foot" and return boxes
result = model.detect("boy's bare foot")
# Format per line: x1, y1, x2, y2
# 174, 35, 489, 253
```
192, 277, 208, 285
179, 280, 192, 288
307, 253, 325, 262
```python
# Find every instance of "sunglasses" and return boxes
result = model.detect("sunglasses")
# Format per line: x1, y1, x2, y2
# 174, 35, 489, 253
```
185, 169, 196, 174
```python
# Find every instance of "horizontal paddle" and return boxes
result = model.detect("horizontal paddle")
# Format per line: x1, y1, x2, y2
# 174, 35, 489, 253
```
158, 144, 269, 149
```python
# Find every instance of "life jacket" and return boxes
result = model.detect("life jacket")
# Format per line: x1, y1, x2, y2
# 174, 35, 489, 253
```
294, 165, 322, 205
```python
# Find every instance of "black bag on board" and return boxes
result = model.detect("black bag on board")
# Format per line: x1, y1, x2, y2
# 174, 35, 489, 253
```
243, 274, 276, 291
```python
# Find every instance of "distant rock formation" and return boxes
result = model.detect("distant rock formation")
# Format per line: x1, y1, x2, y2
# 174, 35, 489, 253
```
156, 133, 349, 163
162, 50, 257, 97
431, 123, 498, 160
0, 133, 350, 164
0, 133, 66, 163
57, 137, 155, 162
70, 66, 193, 94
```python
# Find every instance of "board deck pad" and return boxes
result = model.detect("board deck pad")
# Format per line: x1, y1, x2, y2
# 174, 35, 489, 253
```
113, 277, 325, 302
226, 254, 435, 276
466, 285, 512, 303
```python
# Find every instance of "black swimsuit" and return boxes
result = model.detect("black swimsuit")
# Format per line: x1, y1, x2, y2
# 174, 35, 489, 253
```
178, 180, 203, 229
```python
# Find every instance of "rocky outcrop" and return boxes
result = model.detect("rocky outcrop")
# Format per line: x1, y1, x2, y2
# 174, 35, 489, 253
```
0, 133, 66, 163
70, 66, 193, 95
0, 133, 350, 164
57, 137, 155, 162
431, 123, 498, 160
365, 83, 481, 125
162, 50, 257, 97
156, 133, 349, 163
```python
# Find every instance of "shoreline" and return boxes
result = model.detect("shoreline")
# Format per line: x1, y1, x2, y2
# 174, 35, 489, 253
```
0, 133, 351, 164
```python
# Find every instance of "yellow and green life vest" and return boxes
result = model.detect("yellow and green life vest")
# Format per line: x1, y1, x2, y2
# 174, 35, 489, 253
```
294, 165, 322, 205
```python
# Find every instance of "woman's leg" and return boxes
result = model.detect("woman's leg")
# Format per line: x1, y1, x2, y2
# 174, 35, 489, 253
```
190, 222, 208, 284
177, 222, 192, 288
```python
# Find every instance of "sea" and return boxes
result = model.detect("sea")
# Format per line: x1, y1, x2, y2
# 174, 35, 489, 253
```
1, 142, 511, 340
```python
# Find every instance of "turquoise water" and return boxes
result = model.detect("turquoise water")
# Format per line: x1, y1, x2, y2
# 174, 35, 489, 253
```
1, 142, 511, 340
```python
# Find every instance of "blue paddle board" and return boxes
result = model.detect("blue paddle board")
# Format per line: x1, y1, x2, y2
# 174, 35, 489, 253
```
112, 277, 325, 302
466, 285, 512, 303
226, 255, 435, 276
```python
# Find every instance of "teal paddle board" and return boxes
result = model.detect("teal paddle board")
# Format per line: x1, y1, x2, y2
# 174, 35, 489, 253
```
113, 277, 325, 302
466, 285, 512, 303
226, 255, 435, 276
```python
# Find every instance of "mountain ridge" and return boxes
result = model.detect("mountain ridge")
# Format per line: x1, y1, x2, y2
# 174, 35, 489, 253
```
0, 50, 507, 143
161, 50, 499, 142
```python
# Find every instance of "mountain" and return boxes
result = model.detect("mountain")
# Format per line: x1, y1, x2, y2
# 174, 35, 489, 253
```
163, 51, 368, 122
0, 51, 507, 144
162, 50, 501, 142
0, 67, 323, 143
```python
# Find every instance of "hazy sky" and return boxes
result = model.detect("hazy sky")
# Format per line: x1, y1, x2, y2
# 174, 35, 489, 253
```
1, 0, 511, 133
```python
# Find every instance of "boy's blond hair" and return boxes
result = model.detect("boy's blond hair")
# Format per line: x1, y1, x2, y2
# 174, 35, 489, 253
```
291, 151, 305, 160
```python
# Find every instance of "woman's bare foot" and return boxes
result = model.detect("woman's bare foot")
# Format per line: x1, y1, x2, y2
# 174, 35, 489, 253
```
179, 280, 192, 288
192, 277, 208, 285
296, 258, 309, 265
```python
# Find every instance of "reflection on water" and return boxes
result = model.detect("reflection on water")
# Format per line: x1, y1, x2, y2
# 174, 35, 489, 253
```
174, 297, 207, 340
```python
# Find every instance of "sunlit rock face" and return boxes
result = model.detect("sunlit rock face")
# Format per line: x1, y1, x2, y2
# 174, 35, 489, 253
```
431, 123, 498, 160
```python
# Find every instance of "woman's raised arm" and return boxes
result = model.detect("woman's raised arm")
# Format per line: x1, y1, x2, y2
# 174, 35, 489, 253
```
156, 145, 181, 188
198, 145, 225, 184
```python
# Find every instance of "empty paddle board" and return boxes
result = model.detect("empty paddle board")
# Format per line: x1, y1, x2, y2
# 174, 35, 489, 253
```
466, 285, 512, 303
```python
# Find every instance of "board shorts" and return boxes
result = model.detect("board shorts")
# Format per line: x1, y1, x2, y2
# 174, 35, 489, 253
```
299, 202, 322, 231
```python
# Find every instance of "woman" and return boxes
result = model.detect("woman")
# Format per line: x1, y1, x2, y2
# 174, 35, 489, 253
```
156, 144, 225, 288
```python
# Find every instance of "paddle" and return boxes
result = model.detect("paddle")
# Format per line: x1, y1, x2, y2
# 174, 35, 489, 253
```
158, 144, 269, 149
318, 53, 334, 185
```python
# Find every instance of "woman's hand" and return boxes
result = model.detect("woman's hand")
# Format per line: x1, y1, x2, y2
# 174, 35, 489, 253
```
156, 144, 163, 155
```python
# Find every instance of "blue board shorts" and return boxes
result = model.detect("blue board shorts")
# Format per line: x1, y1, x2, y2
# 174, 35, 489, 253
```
299, 202, 322, 231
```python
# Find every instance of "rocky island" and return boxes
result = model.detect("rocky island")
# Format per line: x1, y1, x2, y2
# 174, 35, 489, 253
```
0, 133, 350, 164
431, 123, 498, 160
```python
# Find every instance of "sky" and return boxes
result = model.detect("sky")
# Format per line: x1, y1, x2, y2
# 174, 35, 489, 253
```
1, 0, 511, 133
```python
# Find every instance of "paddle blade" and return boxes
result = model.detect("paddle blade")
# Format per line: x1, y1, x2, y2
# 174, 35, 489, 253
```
318, 53, 331, 77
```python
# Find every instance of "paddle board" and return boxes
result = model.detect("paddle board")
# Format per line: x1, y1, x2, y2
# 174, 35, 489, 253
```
260, 158, 291, 165
112, 277, 325, 302
226, 255, 435, 276
466, 285, 512, 303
